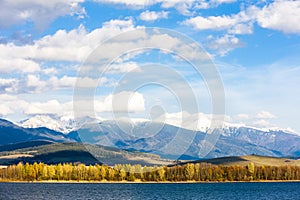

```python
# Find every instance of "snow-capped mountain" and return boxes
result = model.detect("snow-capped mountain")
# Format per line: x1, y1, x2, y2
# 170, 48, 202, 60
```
18, 115, 102, 134
18, 114, 298, 136
18, 115, 77, 134
0, 118, 73, 145
66, 119, 300, 159
2, 115, 300, 159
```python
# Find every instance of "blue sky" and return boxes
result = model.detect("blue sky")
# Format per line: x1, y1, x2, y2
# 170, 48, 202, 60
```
0, 0, 300, 132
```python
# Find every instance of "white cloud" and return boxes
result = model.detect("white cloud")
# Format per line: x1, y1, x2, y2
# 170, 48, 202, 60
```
183, 15, 237, 30
97, 91, 145, 113
54, 76, 112, 89
0, 78, 18, 93
0, 96, 27, 117
0, 0, 86, 29
228, 23, 253, 35
0, 18, 139, 94
0, 19, 136, 65
98, 0, 194, 13
213, 0, 236, 3
43, 68, 58, 75
98, 0, 236, 15
0, 95, 16, 115
0, 94, 18, 101
140, 10, 168, 21
236, 114, 249, 120
229, 111, 277, 129
169, 112, 213, 132
0, 96, 73, 118
26, 75, 47, 92
1, 19, 215, 95
0, 92, 138, 119
206, 34, 244, 56
182, 8, 255, 34
0, 57, 40, 73
256, 0, 300, 34
183, 1, 300, 35
0, 93, 137, 119
25, 100, 63, 115
98, 0, 159, 8
0, 74, 113, 94
160, 0, 195, 15
107, 62, 140, 74
160, 0, 236, 15
253, 119, 270, 127
0, 105, 13, 116
256, 111, 276, 119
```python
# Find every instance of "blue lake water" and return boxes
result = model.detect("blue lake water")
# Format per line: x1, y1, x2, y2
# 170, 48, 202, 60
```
0, 182, 299, 200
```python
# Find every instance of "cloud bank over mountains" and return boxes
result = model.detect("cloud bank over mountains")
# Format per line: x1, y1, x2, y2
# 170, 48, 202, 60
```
0, 0, 299, 132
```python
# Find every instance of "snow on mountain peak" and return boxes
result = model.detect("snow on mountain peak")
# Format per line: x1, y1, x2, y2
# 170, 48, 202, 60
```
18, 115, 75, 134
17, 114, 299, 136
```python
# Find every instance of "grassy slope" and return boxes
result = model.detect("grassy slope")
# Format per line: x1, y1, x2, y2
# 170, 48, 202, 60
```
1, 141, 299, 167
0, 142, 172, 166
188, 155, 300, 166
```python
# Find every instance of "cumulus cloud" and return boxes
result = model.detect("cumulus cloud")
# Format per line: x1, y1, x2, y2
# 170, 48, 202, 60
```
183, 15, 237, 30
0, 74, 114, 94
107, 62, 140, 74
183, 1, 300, 35
0, 92, 143, 119
0, 57, 40, 73
206, 34, 244, 56
0, 105, 13, 116
43, 68, 58, 75
181, 6, 257, 54
95, 91, 145, 113
98, 0, 236, 15
230, 111, 277, 129
0, 18, 139, 95
164, 112, 213, 132
0, 18, 136, 67
24, 100, 72, 116
236, 114, 249, 120
182, 7, 255, 34
0, 18, 211, 96
213, 0, 236, 3
97, 0, 158, 8
256, 111, 276, 119
0, 78, 18, 93
0, 0, 86, 29
25, 75, 47, 93
139, 10, 168, 21
50, 76, 107, 89
256, 0, 300, 34
253, 119, 270, 127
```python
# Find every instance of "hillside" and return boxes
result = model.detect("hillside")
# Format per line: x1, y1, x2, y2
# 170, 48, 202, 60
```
181, 155, 300, 167
0, 142, 172, 166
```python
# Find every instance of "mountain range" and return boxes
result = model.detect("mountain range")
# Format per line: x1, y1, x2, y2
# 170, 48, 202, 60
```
0, 115, 300, 162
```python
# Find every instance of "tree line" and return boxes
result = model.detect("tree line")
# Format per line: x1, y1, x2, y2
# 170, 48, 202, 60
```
0, 162, 300, 182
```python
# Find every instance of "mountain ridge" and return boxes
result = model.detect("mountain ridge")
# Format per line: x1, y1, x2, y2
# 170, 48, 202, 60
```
1, 116, 300, 160
17, 114, 299, 136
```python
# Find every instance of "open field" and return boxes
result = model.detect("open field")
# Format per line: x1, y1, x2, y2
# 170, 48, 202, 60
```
178, 155, 300, 167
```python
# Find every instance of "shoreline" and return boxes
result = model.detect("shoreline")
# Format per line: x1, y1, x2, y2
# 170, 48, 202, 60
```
1, 180, 300, 184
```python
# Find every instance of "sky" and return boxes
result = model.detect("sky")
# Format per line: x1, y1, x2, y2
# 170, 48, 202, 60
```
0, 0, 300, 132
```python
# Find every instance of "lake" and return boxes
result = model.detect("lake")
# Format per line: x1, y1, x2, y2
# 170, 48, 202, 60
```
0, 182, 299, 200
